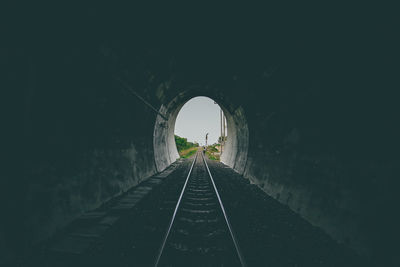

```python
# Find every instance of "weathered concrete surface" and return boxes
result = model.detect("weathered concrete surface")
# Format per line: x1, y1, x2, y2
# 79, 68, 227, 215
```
24, 146, 156, 242
15, 161, 183, 266
5, 4, 399, 266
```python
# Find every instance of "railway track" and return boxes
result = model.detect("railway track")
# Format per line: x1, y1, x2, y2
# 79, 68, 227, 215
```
16, 148, 364, 266
154, 150, 246, 267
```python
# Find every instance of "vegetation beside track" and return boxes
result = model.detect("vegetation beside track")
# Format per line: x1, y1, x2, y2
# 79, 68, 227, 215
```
179, 147, 198, 158
205, 144, 220, 161
175, 135, 199, 158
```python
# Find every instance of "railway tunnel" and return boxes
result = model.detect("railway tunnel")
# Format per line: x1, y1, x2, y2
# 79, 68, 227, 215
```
4, 3, 400, 266
153, 90, 249, 173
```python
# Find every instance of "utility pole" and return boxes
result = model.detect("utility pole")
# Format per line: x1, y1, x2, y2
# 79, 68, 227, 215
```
205, 133, 209, 146
220, 109, 223, 153
223, 113, 226, 141
220, 108, 227, 154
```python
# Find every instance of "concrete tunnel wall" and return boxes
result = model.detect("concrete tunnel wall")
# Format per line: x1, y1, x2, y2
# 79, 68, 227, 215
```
6, 46, 399, 267
6, 49, 399, 266
152, 84, 393, 261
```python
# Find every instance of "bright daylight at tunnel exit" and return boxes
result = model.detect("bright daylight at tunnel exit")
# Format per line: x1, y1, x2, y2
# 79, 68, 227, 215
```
174, 97, 228, 161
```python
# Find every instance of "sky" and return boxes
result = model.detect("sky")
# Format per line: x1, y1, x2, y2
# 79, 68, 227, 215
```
174, 97, 226, 146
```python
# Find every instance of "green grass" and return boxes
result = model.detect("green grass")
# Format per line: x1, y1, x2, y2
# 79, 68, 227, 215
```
206, 151, 219, 160
175, 135, 199, 151
175, 134, 199, 158
179, 147, 198, 158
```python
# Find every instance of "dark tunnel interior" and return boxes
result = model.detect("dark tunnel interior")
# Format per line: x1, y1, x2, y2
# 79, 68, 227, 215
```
3, 3, 400, 266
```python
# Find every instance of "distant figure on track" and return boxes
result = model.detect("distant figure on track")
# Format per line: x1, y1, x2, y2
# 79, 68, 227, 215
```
203, 146, 206, 154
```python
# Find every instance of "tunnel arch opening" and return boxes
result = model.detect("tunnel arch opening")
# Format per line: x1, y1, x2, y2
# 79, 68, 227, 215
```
153, 90, 249, 175
174, 96, 226, 147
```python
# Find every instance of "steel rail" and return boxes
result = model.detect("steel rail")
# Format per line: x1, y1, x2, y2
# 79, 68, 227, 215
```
201, 153, 247, 267
154, 151, 198, 267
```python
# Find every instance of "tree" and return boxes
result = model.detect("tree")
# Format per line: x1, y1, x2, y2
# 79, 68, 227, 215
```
175, 135, 198, 152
